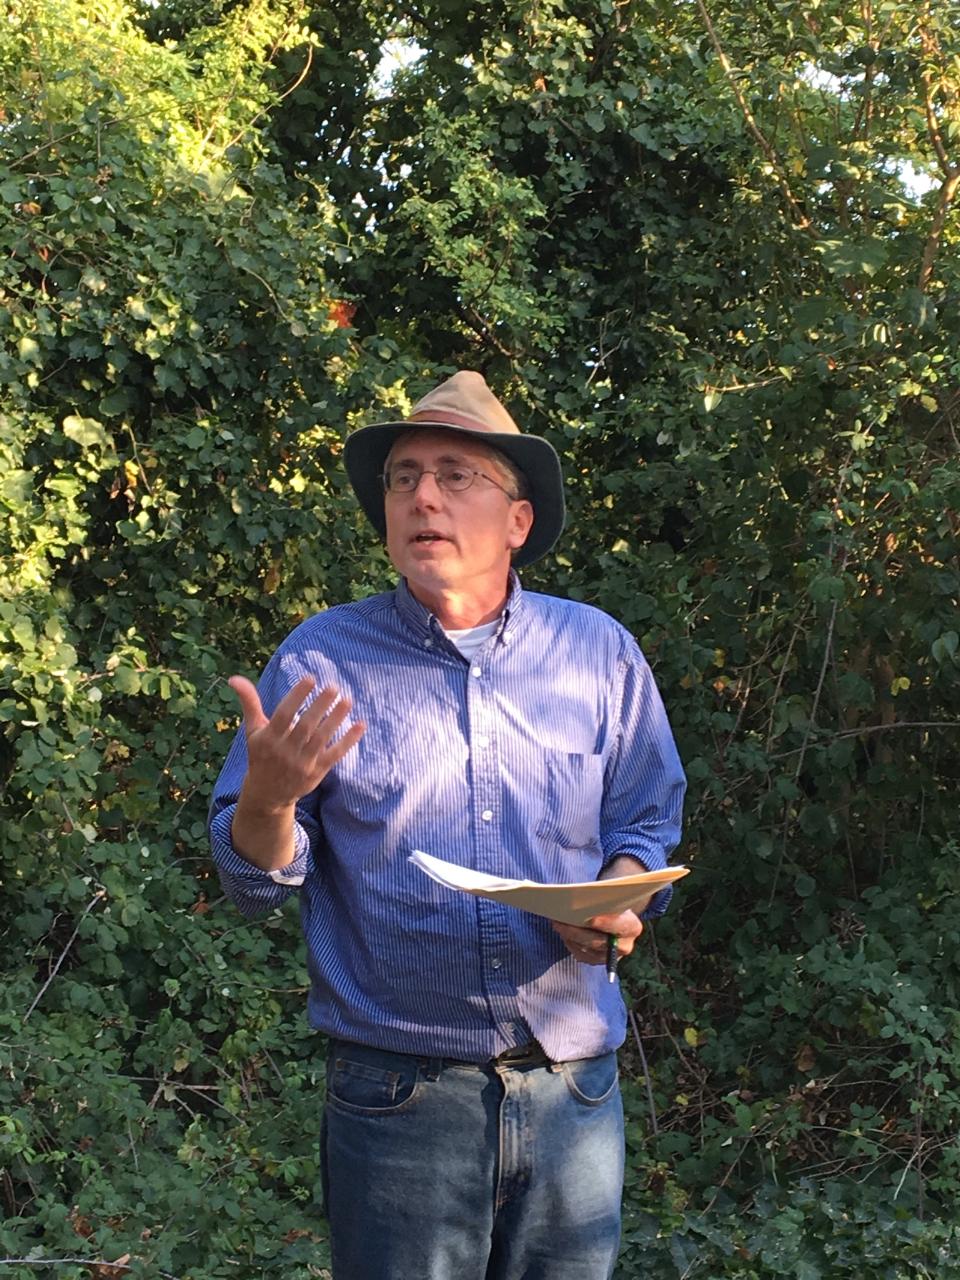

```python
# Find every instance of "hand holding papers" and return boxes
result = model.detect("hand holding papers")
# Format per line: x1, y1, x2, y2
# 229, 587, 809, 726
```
409, 849, 689, 928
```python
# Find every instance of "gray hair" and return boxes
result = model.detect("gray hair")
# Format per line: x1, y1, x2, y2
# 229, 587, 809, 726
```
487, 447, 530, 501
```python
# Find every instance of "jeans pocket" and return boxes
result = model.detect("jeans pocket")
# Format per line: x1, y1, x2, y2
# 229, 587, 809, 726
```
326, 1051, 422, 1115
560, 1052, 619, 1106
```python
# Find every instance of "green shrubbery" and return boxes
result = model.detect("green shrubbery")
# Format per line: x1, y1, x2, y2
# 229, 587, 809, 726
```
2, 1, 959, 1276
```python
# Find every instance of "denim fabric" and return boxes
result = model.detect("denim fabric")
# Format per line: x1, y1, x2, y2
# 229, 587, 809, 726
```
320, 1039, 624, 1280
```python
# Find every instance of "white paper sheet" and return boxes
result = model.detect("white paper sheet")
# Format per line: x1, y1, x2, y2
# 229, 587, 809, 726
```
409, 849, 689, 927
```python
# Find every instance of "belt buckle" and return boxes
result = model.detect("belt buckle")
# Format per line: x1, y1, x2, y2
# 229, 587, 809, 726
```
494, 1041, 548, 1068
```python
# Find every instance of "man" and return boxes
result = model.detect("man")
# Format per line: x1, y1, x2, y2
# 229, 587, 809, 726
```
209, 371, 685, 1279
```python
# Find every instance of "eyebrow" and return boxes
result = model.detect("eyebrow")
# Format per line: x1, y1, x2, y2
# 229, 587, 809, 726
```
388, 451, 478, 468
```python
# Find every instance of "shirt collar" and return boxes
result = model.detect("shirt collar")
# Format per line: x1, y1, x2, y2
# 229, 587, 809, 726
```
394, 570, 526, 645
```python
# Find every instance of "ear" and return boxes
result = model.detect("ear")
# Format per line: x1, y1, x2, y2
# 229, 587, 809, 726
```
507, 499, 534, 551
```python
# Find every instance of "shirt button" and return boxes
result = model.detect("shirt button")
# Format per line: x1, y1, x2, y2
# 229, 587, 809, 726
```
424, 638, 433, 648
471, 666, 482, 678
476, 735, 490, 749
491, 958, 502, 969
481, 809, 493, 822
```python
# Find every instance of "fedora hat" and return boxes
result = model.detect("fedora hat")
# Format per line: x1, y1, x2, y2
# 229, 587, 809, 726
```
344, 371, 565, 568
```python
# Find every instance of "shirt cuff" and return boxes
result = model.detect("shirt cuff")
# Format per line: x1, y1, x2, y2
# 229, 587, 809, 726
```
601, 850, 674, 920
209, 805, 311, 886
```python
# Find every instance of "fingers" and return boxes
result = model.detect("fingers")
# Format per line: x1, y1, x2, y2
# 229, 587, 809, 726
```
231, 676, 347, 747
229, 673, 319, 736
552, 912, 644, 966
325, 718, 366, 766
268, 675, 319, 734
297, 685, 352, 743
228, 674, 269, 731
228, 673, 365, 808
587, 909, 643, 938
288, 687, 367, 776
553, 922, 606, 963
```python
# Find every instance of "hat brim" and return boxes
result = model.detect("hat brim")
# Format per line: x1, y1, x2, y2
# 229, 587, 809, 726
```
343, 420, 565, 569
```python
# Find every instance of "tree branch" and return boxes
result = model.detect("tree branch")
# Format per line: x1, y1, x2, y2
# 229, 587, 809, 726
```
769, 721, 960, 760
918, 171, 960, 292
921, 70, 953, 176
694, 0, 815, 235
24, 890, 106, 1022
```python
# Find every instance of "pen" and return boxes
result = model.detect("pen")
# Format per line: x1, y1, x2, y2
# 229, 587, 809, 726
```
605, 934, 620, 983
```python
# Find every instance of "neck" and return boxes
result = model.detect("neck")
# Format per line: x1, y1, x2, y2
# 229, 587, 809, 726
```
407, 579, 511, 630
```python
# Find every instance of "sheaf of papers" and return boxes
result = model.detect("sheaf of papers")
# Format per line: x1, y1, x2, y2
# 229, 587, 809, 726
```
409, 849, 690, 927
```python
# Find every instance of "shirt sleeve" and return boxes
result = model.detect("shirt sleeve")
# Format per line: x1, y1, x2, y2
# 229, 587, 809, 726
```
207, 645, 327, 919
600, 636, 686, 919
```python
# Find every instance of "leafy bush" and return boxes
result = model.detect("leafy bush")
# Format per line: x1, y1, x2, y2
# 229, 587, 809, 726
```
2, 1, 959, 1276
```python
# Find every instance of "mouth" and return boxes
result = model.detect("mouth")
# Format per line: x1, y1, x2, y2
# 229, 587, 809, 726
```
411, 532, 451, 545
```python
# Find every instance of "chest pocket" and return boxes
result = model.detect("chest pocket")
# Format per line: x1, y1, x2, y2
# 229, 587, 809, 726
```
328, 721, 399, 823
535, 750, 604, 851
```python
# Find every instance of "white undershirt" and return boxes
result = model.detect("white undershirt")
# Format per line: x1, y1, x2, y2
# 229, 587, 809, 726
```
444, 618, 500, 660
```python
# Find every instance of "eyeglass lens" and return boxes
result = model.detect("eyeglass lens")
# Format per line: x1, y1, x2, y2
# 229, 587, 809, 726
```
385, 466, 475, 492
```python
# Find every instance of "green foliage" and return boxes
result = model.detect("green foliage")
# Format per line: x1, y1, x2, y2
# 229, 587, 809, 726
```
0, 2, 381, 1273
2, 0, 959, 1275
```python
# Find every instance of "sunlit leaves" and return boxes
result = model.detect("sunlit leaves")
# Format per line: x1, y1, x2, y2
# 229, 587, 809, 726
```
815, 236, 890, 277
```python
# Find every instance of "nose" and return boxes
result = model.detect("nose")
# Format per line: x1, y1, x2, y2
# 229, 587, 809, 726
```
411, 470, 443, 507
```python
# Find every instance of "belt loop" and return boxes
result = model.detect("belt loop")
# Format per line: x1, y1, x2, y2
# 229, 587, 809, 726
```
422, 1056, 442, 1082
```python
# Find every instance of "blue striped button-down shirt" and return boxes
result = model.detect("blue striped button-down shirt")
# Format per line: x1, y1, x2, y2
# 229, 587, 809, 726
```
209, 574, 686, 1062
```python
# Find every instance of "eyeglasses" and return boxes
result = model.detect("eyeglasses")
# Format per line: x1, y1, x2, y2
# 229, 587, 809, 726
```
382, 464, 519, 500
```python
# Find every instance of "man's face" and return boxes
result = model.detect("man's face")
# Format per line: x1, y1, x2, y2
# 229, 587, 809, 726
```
384, 429, 534, 604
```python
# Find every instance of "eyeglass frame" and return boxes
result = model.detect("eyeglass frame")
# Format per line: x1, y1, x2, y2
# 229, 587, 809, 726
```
380, 463, 521, 501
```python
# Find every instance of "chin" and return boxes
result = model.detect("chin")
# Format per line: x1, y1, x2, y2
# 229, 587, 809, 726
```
408, 566, 452, 592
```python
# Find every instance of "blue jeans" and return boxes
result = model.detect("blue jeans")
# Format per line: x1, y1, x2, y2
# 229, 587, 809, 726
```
320, 1040, 624, 1280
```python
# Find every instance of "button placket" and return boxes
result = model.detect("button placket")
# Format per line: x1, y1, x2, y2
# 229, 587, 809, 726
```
467, 653, 513, 1006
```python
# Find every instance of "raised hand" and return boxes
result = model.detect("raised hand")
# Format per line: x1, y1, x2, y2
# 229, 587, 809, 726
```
229, 674, 365, 811
227, 675, 365, 872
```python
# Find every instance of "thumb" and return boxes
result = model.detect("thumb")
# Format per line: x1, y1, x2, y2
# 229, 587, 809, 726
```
227, 675, 268, 733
